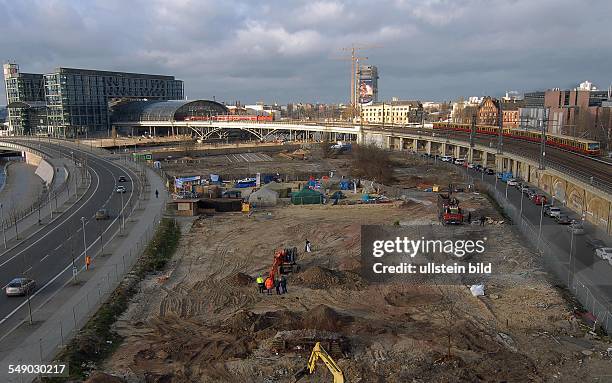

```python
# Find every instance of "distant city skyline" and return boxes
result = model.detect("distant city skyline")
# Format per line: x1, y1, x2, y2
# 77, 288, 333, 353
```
1, 0, 611, 105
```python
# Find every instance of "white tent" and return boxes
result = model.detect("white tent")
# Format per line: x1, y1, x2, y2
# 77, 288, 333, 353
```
248, 188, 279, 207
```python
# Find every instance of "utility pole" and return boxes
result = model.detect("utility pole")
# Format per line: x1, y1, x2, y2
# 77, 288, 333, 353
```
0, 203, 5, 249
496, 100, 503, 154
539, 108, 549, 170
469, 114, 476, 148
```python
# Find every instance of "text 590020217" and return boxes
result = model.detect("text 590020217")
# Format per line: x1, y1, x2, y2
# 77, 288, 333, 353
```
8, 364, 68, 377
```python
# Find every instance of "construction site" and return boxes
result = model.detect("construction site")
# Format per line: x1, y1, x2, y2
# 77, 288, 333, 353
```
81, 145, 612, 383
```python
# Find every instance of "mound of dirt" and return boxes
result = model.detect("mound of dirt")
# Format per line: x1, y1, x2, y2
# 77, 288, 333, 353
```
84, 372, 126, 383
223, 272, 254, 287
225, 309, 260, 332
253, 309, 303, 332
296, 266, 367, 290
303, 304, 350, 332
385, 287, 443, 307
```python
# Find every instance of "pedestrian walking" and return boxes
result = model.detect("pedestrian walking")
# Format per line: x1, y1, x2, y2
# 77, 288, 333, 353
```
85, 255, 92, 270
467, 212, 472, 224
265, 277, 274, 295
155, 189, 159, 198
480, 216, 486, 226
256, 275, 264, 293
305, 240, 312, 253
280, 275, 288, 294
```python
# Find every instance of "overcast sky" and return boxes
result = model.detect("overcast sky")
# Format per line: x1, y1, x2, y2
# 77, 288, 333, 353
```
1, 0, 611, 105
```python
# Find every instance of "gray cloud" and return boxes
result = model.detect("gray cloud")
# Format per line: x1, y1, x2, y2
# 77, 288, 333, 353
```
1, 0, 611, 104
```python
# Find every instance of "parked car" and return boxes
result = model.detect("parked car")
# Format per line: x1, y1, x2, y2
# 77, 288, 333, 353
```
118, 176, 127, 182
526, 190, 537, 200
567, 221, 585, 235
532, 194, 547, 205
5, 278, 36, 297
454, 158, 466, 165
115, 185, 126, 193
441, 155, 453, 162
545, 206, 561, 218
474, 164, 483, 171
519, 185, 530, 193
467, 163, 475, 169
485, 168, 495, 175
595, 247, 612, 260
555, 215, 572, 225
95, 209, 109, 220
507, 179, 518, 186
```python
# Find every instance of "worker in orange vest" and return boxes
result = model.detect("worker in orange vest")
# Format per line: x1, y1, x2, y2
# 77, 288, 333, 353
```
85, 255, 91, 270
264, 277, 274, 295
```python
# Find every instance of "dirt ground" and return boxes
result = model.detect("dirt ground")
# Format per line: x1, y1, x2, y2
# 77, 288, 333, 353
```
99, 184, 612, 383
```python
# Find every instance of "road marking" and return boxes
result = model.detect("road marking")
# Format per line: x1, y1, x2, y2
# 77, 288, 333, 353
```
40, 253, 52, 262
0, 143, 139, 330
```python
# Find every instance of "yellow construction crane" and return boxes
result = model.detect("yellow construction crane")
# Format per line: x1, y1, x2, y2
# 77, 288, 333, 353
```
293, 342, 345, 383
340, 44, 382, 108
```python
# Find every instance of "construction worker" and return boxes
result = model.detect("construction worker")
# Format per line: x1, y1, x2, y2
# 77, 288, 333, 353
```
85, 255, 91, 270
479, 216, 486, 226
265, 277, 274, 295
275, 278, 282, 295
280, 275, 288, 294
305, 240, 312, 253
256, 275, 264, 293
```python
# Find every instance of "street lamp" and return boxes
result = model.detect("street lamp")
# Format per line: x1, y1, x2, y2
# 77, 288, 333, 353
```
519, 189, 524, 226
120, 190, 125, 231
568, 224, 575, 288
537, 199, 545, 247
0, 203, 6, 249
81, 217, 87, 264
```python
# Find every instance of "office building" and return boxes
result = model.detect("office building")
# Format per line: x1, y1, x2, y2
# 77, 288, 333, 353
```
361, 100, 423, 125
3, 63, 184, 136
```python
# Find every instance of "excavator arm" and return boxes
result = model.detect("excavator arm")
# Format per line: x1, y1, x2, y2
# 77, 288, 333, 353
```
304, 342, 344, 383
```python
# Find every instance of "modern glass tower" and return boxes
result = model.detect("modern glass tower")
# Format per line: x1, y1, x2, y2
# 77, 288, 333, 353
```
3, 63, 184, 137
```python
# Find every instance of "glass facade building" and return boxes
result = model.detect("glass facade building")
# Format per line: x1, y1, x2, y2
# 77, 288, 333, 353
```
3, 63, 184, 136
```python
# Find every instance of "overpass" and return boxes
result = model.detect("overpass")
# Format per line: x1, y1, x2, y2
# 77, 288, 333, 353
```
112, 119, 612, 234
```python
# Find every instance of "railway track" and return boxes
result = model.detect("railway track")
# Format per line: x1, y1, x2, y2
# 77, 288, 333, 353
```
371, 127, 612, 194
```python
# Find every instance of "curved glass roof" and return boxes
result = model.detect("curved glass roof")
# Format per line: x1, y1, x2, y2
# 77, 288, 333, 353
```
111, 100, 228, 122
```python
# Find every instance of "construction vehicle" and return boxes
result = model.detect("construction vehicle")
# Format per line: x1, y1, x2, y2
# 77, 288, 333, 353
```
438, 194, 464, 225
268, 247, 299, 283
293, 342, 344, 383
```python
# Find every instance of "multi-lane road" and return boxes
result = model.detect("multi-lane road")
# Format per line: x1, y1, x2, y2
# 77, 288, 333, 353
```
0, 140, 140, 340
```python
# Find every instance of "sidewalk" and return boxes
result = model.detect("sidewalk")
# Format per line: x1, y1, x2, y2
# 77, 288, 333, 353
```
0, 162, 44, 216
0, 160, 167, 382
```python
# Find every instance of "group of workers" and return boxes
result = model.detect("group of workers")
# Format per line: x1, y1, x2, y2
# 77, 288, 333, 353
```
256, 274, 288, 295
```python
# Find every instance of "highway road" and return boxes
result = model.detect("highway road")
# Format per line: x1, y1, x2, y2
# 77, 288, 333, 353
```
0, 140, 140, 340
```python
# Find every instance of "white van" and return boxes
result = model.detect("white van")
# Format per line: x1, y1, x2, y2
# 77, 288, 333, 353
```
441, 155, 453, 162
454, 158, 466, 165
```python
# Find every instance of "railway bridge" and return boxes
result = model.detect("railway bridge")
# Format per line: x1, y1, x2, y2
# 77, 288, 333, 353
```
112, 119, 612, 234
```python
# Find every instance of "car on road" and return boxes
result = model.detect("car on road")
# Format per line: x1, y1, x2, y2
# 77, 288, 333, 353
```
5, 278, 36, 297
95, 209, 109, 220
567, 221, 585, 235
526, 189, 537, 200
595, 247, 612, 261
545, 206, 561, 218
507, 178, 518, 186
118, 176, 127, 182
485, 168, 495, 175
532, 194, 547, 205
115, 185, 126, 193
467, 163, 475, 169
454, 158, 466, 165
441, 155, 453, 162
555, 215, 572, 225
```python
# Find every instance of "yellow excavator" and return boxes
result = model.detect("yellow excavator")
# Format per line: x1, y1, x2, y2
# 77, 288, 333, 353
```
293, 342, 345, 383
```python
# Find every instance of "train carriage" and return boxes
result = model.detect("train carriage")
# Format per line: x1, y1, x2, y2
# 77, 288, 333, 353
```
433, 122, 600, 156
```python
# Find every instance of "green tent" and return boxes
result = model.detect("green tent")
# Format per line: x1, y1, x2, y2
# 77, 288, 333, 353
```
291, 187, 324, 205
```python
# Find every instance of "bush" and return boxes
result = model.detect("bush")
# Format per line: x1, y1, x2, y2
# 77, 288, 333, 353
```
351, 144, 395, 184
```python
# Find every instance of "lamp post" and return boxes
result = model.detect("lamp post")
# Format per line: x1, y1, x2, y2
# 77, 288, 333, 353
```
519, 190, 524, 226
537, 199, 545, 247
80, 217, 87, 263
568, 226, 575, 288
0, 203, 5, 249
120, 190, 125, 231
